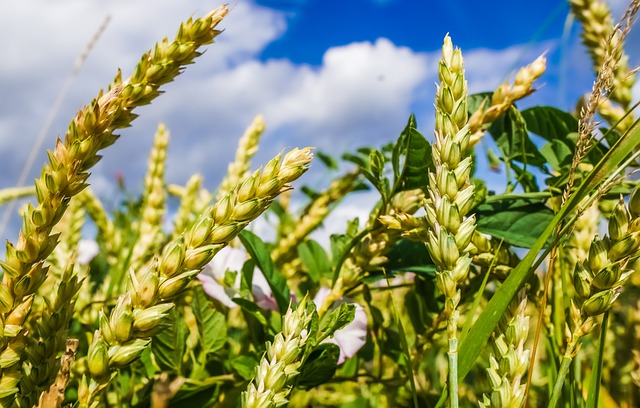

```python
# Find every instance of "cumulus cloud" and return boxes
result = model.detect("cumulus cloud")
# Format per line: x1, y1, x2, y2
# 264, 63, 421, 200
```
0, 0, 564, 245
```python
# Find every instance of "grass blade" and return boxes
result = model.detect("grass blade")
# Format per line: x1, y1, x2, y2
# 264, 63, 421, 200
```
457, 119, 640, 380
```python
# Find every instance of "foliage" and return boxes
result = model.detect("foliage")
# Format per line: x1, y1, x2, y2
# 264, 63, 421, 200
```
1, 2, 640, 408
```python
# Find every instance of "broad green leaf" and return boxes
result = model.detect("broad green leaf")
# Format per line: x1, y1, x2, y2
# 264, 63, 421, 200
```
239, 230, 290, 313
458, 118, 640, 381
522, 106, 606, 167
520, 106, 577, 142
229, 355, 259, 380
511, 162, 540, 192
152, 308, 187, 374
296, 343, 340, 388
540, 139, 574, 173
298, 240, 332, 283
489, 106, 546, 168
475, 198, 554, 248
192, 285, 227, 356
384, 239, 432, 271
318, 302, 355, 342
391, 114, 432, 192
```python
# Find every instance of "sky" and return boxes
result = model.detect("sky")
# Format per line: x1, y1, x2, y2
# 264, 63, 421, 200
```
0, 0, 638, 242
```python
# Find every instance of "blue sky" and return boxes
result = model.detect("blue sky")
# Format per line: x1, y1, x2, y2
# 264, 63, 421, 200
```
0, 0, 637, 239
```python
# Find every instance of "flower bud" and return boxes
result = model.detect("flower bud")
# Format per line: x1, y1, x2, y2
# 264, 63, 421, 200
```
629, 186, 640, 218
450, 47, 464, 74
441, 234, 460, 270
455, 216, 476, 251
609, 235, 638, 261
232, 199, 265, 221
280, 148, 313, 183
237, 173, 259, 203
436, 197, 459, 232
0, 368, 20, 399
87, 333, 109, 378
609, 200, 630, 241
451, 255, 471, 283
454, 185, 475, 217
212, 194, 232, 225
110, 295, 134, 343
133, 303, 174, 333
441, 33, 454, 60
453, 157, 472, 189
573, 263, 592, 299
256, 177, 283, 198
209, 223, 243, 244
185, 216, 213, 248
0, 343, 22, 369
6, 295, 34, 326
441, 87, 455, 114
158, 270, 200, 300
588, 238, 609, 272
183, 244, 220, 271
160, 237, 185, 278
131, 267, 159, 309
441, 137, 461, 167
452, 101, 467, 129
582, 289, 618, 317
437, 272, 457, 299
260, 154, 282, 184
108, 338, 150, 367
99, 311, 115, 345
591, 265, 621, 290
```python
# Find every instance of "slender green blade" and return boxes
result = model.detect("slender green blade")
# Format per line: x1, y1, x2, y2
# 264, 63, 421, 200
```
457, 119, 640, 380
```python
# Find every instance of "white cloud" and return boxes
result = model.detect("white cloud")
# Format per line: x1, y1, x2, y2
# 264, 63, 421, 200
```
0, 0, 564, 245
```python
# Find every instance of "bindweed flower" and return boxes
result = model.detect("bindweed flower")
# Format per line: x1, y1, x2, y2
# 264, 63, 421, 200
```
313, 287, 367, 364
198, 246, 279, 311
77, 239, 99, 265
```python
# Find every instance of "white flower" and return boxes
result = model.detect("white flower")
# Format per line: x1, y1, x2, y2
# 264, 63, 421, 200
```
77, 239, 99, 265
198, 246, 279, 311
313, 287, 368, 364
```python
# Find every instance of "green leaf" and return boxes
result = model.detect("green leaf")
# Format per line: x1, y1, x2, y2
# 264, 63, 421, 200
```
522, 106, 607, 169
344, 149, 389, 199
467, 92, 492, 115
489, 106, 546, 168
369, 150, 385, 181
540, 139, 574, 173
392, 114, 432, 192
384, 239, 432, 271
475, 198, 554, 248
152, 308, 187, 374
298, 240, 332, 283
316, 151, 339, 170
192, 285, 227, 356
318, 302, 355, 342
296, 343, 340, 388
520, 106, 577, 142
232, 298, 268, 326
458, 118, 640, 381
228, 355, 259, 380
239, 230, 290, 313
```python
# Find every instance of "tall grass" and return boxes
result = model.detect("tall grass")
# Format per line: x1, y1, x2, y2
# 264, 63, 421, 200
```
0, 1, 639, 407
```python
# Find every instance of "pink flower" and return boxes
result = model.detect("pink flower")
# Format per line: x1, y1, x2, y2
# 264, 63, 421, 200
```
314, 287, 368, 364
198, 246, 278, 311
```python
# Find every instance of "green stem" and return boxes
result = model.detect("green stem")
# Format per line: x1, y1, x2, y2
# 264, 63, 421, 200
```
586, 312, 609, 408
448, 337, 459, 408
549, 353, 574, 408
